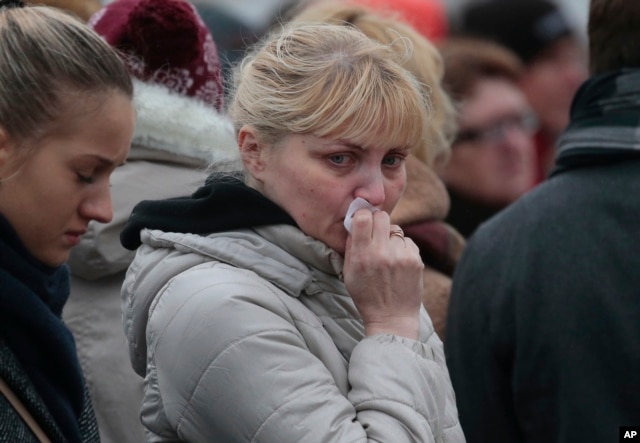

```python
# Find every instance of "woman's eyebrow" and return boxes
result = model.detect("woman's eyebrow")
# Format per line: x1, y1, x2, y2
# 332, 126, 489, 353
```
334, 140, 364, 150
77, 153, 125, 167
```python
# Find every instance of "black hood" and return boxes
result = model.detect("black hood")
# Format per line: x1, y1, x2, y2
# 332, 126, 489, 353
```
120, 172, 296, 250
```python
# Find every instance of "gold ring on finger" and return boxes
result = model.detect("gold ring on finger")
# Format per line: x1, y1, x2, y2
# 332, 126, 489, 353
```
389, 227, 405, 239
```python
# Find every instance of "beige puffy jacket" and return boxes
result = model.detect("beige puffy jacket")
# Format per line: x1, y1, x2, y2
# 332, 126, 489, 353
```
122, 224, 466, 442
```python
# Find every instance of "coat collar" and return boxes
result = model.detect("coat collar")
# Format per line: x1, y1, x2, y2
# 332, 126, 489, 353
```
553, 69, 640, 175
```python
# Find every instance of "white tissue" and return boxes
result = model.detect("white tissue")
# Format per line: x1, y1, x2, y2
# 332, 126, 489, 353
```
343, 197, 379, 233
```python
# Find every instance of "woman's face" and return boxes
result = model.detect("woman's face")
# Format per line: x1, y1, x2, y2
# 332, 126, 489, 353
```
0, 91, 135, 267
443, 78, 536, 206
244, 131, 408, 255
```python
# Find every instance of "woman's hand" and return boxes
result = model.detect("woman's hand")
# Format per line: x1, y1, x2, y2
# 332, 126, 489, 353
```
343, 209, 423, 340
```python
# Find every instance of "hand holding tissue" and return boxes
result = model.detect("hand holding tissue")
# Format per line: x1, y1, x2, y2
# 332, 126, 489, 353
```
343, 198, 379, 233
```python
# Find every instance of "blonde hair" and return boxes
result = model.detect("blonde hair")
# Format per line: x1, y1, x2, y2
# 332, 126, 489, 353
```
286, 0, 456, 168
0, 5, 132, 143
228, 22, 431, 161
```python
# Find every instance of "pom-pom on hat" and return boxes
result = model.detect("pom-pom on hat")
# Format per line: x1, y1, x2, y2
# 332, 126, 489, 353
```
89, 0, 223, 112
88, 0, 239, 165
460, 0, 573, 65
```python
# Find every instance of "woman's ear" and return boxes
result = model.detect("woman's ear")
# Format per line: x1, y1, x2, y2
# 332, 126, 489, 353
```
238, 125, 267, 179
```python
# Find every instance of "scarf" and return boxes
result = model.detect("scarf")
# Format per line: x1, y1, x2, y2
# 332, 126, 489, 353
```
553, 68, 640, 174
0, 215, 85, 443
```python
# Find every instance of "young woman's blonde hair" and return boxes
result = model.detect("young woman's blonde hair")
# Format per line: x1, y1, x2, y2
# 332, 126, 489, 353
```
228, 22, 431, 163
285, 0, 456, 168
0, 4, 132, 144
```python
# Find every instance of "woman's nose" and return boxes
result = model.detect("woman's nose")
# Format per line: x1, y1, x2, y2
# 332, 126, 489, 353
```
80, 184, 113, 223
354, 170, 386, 207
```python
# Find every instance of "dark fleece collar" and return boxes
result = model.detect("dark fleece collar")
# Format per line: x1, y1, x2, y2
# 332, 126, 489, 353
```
121, 172, 296, 250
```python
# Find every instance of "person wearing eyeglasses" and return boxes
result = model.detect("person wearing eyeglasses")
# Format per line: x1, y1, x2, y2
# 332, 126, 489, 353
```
458, 0, 588, 185
438, 37, 537, 238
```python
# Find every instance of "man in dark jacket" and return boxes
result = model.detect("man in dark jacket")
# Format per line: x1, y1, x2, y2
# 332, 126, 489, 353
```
445, 0, 640, 441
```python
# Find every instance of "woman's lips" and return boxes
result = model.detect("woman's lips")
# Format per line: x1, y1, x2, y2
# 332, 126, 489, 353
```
64, 230, 86, 246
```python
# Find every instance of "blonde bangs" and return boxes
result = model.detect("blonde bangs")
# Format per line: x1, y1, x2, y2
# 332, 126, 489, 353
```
323, 75, 429, 152
294, 52, 430, 151
229, 23, 432, 153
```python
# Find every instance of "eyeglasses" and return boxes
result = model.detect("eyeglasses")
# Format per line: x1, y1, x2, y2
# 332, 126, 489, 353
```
453, 112, 539, 145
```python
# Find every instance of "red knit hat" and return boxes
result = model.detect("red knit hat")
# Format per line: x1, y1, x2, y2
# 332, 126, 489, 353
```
352, 0, 448, 42
89, 0, 224, 111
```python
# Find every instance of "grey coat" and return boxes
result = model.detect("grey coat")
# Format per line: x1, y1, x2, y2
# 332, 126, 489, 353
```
122, 225, 465, 442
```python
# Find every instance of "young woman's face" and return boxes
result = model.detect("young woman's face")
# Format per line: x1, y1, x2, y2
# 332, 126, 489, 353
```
248, 132, 408, 255
0, 92, 135, 267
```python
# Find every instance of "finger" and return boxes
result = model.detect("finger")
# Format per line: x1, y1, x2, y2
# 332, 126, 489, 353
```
349, 208, 376, 244
389, 230, 406, 248
389, 225, 405, 239
370, 210, 391, 243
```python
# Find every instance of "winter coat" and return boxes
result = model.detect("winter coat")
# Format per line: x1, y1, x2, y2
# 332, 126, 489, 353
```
445, 69, 640, 442
120, 176, 466, 442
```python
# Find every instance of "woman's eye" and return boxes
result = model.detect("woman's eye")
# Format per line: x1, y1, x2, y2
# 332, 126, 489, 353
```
329, 154, 348, 165
77, 173, 95, 184
383, 155, 403, 166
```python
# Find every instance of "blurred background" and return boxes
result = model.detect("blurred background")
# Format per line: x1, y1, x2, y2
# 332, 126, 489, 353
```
184, 0, 589, 42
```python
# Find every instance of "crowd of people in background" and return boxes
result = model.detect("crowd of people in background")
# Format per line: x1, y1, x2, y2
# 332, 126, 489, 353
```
0, 0, 638, 442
